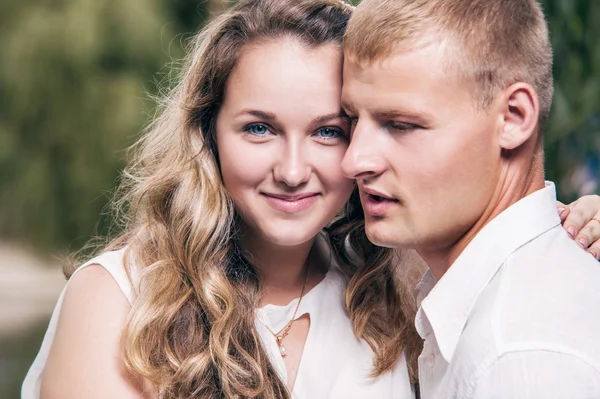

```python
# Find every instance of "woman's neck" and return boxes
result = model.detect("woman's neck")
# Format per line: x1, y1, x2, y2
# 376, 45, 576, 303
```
240, 233, 328, 307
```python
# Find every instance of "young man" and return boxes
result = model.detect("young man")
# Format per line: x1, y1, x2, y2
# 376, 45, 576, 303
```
341, 0, 600, 397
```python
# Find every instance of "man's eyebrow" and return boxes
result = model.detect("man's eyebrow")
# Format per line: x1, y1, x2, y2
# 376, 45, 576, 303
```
311, 112, 349, 124
235, 109, 277, 120
341, 102, 356, 115
373, 108, 431, 122
340, 102, 430, 122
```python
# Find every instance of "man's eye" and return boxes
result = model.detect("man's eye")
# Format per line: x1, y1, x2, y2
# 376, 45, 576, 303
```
244, 123, 270, 136
389, 121, 418, 132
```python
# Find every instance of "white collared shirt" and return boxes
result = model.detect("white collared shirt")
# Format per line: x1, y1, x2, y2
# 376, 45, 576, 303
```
23, 236, 414, 399
255, 262, 413, 399
415, 182, 600, 399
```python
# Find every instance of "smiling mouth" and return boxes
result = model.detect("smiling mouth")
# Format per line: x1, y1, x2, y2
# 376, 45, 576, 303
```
262, 193, 320, 213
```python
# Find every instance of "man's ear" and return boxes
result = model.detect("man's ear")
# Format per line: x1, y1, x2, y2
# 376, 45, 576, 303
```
497, 83, 540, 150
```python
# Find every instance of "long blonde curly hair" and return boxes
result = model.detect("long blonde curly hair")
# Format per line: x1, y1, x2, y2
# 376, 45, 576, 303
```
77, 0, 421, 397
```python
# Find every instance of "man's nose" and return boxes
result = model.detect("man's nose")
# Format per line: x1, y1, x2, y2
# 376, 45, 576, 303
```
341, 120, 386, 180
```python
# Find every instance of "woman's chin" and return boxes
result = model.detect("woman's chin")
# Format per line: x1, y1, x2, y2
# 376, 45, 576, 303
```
263, 231, 317, 247
256, 221, 322, 247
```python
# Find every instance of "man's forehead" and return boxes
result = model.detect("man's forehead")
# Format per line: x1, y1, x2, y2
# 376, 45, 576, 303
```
343, 38, 454, 78
341, 56, 467, 118
344, 45, 458, 94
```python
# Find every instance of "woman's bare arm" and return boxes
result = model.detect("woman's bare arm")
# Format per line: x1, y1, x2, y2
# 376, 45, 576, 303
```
41, 265, 157, 399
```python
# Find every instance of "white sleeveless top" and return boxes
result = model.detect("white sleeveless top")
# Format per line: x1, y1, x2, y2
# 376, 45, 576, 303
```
22, 247, 414, 399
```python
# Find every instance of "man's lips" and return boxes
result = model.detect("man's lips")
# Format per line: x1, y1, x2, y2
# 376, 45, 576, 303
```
262, 192, 320, 213
360, 187, 399, 217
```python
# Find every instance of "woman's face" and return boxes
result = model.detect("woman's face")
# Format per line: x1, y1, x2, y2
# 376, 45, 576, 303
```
216, 37, 354, 246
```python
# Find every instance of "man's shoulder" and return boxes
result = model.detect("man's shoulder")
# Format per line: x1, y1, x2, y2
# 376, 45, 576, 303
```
507, 224, 599, 275
455, 225, 600, 368
498, 225, 600, 317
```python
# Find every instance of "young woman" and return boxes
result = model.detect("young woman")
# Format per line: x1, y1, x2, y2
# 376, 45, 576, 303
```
23, 0, 600, 398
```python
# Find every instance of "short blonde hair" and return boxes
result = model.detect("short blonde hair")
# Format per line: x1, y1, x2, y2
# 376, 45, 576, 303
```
344, 0, 554, 128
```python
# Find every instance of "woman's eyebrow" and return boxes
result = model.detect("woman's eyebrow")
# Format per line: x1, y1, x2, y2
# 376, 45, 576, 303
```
236, 109, 277, 120
311, 112, 349, 124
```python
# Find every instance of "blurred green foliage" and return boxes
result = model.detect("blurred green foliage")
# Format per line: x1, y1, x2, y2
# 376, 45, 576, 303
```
0, 0, 598, 255
543, 0, 600, 196
0, 0, 210, 253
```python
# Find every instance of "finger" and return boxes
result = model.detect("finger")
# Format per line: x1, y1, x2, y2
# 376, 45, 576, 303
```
588, 240, 600, 261
575, 219, 600, 251
563, 200, 597, 239
558, 203, 570, 223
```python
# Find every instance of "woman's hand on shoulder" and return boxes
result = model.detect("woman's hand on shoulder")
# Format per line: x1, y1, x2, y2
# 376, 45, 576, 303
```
559, 195, 600, 260
41, 264, 156, 399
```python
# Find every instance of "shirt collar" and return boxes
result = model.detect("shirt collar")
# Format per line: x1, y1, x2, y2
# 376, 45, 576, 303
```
414, 181, 562, 362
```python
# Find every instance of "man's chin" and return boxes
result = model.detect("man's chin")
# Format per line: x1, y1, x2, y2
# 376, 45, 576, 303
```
364, 224, 408, 249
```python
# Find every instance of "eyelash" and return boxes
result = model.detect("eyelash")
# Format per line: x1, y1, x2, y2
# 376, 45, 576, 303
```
243, 123, 272, 137
314, 127, 345, 141
242, 123, 346, 142
344, 116, 419, 135
389, 121, 419, 132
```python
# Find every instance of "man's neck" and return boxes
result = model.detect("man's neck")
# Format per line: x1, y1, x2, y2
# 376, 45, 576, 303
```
419, 150, 546, 280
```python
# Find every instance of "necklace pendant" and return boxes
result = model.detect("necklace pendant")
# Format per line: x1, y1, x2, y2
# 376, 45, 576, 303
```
279, 342, 287, 357
276, 336, 288, 357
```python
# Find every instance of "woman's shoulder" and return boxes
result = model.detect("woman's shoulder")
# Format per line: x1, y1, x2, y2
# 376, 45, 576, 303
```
77, 247, 137, 304
38, 259, 147, 398
22, 247, 144, 399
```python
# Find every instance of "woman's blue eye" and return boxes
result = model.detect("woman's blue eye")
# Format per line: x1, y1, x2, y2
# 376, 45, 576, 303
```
245, 123, 269, 136
316, 127, 342, 139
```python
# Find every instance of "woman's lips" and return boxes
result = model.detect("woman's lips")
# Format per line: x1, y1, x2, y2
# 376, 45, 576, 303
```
262, 193, 320, 213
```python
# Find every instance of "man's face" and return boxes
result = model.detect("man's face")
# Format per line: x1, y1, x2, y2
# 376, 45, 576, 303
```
341, 43, 503, 253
